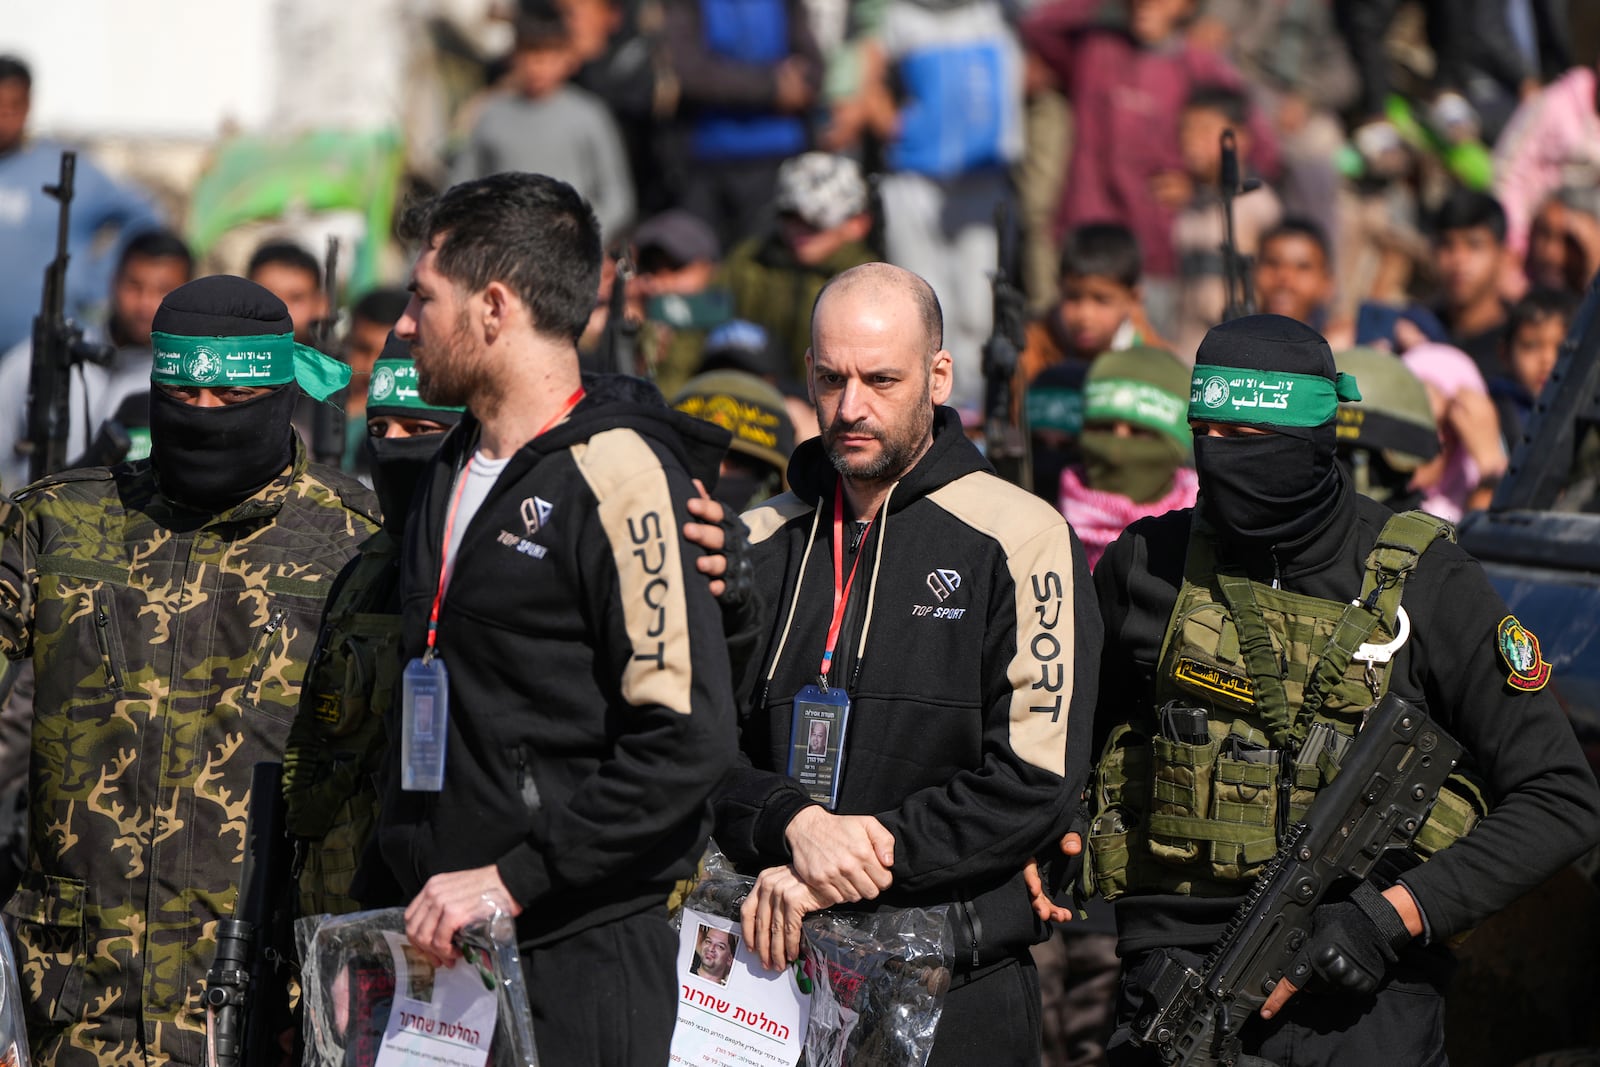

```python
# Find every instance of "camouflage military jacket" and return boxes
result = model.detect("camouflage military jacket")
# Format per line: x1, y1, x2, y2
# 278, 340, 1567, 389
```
0, 447, 378, 1067
282, 529, 403, 917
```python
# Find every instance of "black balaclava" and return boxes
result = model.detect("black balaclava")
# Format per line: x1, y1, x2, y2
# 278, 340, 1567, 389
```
150, 386, 299, 511
148, 277, 302, 511
362, 333, 462, 533
1190, 315, 1351, 549
365, 433, 442, 534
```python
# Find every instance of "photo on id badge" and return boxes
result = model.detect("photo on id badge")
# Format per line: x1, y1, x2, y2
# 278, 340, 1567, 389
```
788, 684, 850, 808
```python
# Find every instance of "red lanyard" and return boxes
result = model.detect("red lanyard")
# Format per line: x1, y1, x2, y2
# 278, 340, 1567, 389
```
819, 479, 873, 685
424, 387, 584, 653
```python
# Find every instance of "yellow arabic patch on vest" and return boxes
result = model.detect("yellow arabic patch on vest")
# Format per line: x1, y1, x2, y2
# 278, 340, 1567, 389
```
1173, 656, 1256, 704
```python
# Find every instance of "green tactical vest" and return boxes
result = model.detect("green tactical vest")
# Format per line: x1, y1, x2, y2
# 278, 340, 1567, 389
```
282, 530, 404, 916
1087, 510, 1487, 903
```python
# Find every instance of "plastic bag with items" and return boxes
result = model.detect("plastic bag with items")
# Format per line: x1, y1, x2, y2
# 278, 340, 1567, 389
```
296, 904, 538, 1067
677, 855, 952, 1067
0, 926, 29, 1066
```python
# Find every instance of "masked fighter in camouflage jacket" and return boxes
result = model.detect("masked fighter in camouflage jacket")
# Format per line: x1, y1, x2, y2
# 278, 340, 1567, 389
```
0, 276, 379, 1067
283, 335, 462, 917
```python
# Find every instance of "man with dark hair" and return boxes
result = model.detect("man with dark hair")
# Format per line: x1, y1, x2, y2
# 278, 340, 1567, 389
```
693, 926, 736, 984
1253, 218, 1354, 345
1255, 219, 1334, 321
375, 171, 736, 1067
1431, 189, 1513, 380
715, 261, 1101, 1067
247, 239, 327, 343
0, 54, 162, 353
0, 274, 378, 1067
0, 227, 194, 488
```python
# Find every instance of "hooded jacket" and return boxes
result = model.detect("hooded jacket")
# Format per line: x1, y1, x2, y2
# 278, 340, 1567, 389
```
377, 374, 738, 947
1095, 478, 1600, 961
714, 408, 1103, 965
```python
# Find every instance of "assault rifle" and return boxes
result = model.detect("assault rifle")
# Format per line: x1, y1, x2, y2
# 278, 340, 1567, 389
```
1131, 693, 1462, 1066
22, 151, 114, 484
981, 199, 1031, 489
598, 252, 640, 376
310, 237, 346, 467
1219, 128, 1261, 323
205, 762, 295, 1067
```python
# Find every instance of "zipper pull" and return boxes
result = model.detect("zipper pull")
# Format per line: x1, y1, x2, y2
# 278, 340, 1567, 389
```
263, 609, 286, 637
849, 520, 870, 554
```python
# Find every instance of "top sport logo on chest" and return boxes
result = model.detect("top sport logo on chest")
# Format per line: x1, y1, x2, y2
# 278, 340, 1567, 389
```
912, 568, 966, 619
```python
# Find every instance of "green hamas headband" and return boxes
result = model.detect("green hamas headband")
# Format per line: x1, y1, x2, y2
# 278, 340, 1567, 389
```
150, 331, 352, 402
367, 357, 464, 414
1085, 378, 1190, 445
1026, 387, 1084, 435
1189, 365, 1362, 428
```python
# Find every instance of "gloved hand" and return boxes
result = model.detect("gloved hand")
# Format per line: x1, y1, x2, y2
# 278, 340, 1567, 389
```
716, 506, 758, 618
1286, 881, 1413, 997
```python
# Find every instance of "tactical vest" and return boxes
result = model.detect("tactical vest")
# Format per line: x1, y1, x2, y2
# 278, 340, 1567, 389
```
282, 531, 404, 916
1088, 511, 1486, 902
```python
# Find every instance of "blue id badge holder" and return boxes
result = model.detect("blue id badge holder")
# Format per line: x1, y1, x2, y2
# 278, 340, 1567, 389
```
787, 684, 851, 809
401, 653, 449, 791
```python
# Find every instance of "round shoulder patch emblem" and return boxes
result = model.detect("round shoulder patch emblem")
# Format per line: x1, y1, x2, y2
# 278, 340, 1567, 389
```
1497, 615, 1551, 692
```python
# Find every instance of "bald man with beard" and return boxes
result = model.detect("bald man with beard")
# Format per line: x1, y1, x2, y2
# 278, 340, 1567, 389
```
712, 263, 1103, 1066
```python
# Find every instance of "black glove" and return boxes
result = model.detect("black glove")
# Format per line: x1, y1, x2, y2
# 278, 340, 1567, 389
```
1286, 881, 1413, 997
715, 508, 757, 620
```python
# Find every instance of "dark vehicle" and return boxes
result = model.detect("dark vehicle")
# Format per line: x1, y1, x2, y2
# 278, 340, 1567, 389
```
1460, 273, 1600, 770
1449, 273, 1600, 1067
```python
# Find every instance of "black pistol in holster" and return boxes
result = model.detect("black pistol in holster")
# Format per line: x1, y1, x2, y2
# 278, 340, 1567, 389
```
205, 762, 295, 1067
22, 150, 115, 483
1131, 693, 1463, 1067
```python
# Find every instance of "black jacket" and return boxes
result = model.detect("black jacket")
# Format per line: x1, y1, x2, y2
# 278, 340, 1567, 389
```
377, 374, 738, 947
714, 408, 1103, 966
1096, 486, 1600, 956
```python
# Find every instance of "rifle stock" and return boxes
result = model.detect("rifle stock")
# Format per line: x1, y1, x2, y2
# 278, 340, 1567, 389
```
1132, 694, 1463, 1066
